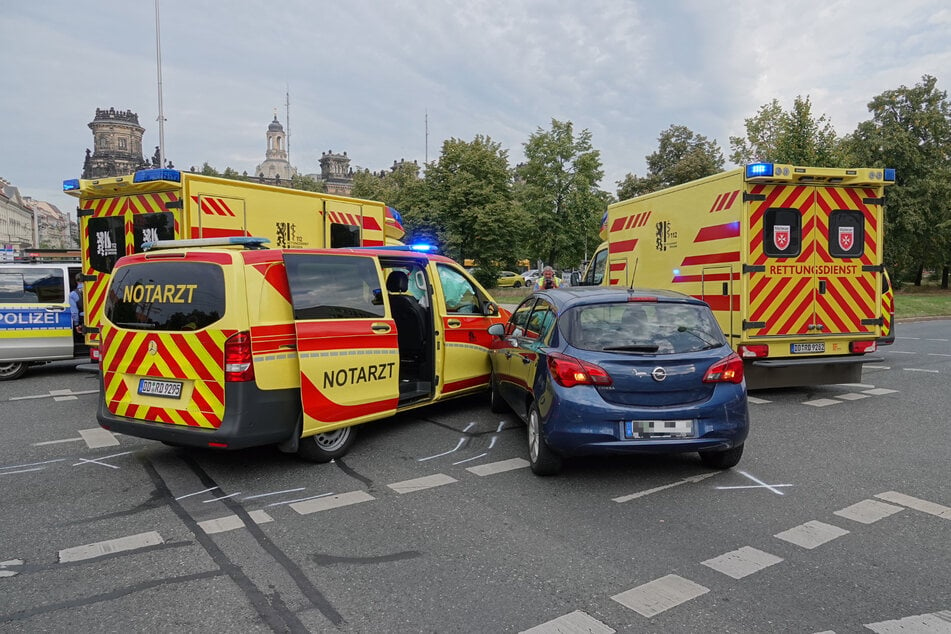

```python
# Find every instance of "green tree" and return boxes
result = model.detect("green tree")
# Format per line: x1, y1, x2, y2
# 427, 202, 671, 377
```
288, 173, 325, 193
729, 96, 843, 166
423, 136, 523, 284
352, 161, 432, 245
616, 125, 723, 199
518, 119, 605, 268
843, 75, 951, 287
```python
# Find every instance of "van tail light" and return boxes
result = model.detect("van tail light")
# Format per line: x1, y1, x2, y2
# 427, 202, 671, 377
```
547, 352, 612, 388
850, 340, 877, 354
703, 352, 745, 384
224, 331, 255, 382
737, 344, 768, 359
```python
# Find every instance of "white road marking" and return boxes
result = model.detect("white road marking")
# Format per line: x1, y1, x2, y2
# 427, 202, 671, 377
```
51, 389, 77, 402
417, 438, 466, 462
11, 389, 99, 402
747, 396, 771, 404
862, 388, 899, 396
59, 531, 164, 563
388, 473, 457, 494
864, 610, 951, 633
32, 437, 83, 446
774, 520, 850, 549
864, 365, 890, 370
804, 398, 841, 407
467, 457, 530, 476
834, 499, 903, 524
291, 490, 375, 515
835, 392, 871, 401
701, 546, 783, 579
925, 338, 949, 342
175, 487, 218, 500
612, 574, 709, 618
0, 559, 24, 578
199, 510, 274, 534
889, 350, 916, 354
520, 610, 616, 634
875, 491, 951, 520
242, 487, 306, 501
614, 472, 719, 503
79, 428, 119, 448
929, 353, 951, 357
71, 451, 135, 469
904, 368, 940, 373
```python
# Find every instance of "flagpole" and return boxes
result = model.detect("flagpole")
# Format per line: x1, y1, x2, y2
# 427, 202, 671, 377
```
154, 0, 166, 168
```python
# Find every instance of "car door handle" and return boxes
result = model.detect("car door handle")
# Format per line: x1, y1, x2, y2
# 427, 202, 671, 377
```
371, 323, 392, 332
504, 351, 512, 359
447, 319, 462, 328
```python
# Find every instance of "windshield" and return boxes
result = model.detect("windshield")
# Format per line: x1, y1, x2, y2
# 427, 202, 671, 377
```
562, 301, 726, 354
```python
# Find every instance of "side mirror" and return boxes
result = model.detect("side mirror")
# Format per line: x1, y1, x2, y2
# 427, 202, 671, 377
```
487, 323, 505, 337
483, 301, 498, 316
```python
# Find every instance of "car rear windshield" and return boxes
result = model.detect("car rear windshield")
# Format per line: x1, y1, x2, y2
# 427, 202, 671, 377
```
563, 301, 726, 354
104, 262, 225, 331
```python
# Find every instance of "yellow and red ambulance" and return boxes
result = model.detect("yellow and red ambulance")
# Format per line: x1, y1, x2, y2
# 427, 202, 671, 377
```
96, 237, 508, 460
63, 168, 404, 358
581, 164, 895, 389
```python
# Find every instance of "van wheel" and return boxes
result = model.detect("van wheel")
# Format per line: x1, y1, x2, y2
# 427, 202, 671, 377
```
489, 372, 508, 413
0, 362, 28, 381
297, 426, 357, 463
527, 404, 562, 476
699, 443, 744, 469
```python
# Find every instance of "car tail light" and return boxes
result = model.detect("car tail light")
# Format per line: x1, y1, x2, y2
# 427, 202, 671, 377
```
703, 352, 745, 384
850, 340, 877, 354
224, 331, 255, 382
547, 352, 612, 388
737, 344, 769, 359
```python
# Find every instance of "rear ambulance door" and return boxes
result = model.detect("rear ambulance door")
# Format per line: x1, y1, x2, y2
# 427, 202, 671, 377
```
81, 192, 181, 346
433, 263, 500, 396
283, 252, 399, 436
746, 184, 878, 338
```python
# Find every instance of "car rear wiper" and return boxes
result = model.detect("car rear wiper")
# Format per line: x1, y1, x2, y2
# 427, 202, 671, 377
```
602, 344, 660, 353
676, 325, 719, 346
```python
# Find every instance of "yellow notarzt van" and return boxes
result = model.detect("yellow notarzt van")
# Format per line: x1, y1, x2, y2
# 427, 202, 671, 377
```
1, 262, 88, 380
97, 238, 508, 461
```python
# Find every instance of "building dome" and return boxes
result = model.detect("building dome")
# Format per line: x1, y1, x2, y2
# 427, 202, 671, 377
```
268, 116, 284, 132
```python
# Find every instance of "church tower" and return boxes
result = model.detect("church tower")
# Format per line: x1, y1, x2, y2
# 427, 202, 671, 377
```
255, 114, 297, 182
82, 108, 149, 179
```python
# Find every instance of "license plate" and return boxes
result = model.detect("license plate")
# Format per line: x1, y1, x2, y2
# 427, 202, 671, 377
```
791, 342, 825, 354
138, 378, 183, 399
625, 419, 694, 439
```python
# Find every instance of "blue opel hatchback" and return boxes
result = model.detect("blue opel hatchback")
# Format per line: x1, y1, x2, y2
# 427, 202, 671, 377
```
488, 287, 749, 475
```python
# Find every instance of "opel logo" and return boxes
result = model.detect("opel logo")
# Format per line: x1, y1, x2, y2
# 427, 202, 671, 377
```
148, 341, 158, 356
651, 366, 667, 382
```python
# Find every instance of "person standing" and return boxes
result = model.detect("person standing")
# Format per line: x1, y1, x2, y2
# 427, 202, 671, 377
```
69, 275, 84, 335
534, 266, 561, 291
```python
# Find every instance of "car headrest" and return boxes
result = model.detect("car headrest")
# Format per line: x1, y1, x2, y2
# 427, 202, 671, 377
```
386, 270, 409, 293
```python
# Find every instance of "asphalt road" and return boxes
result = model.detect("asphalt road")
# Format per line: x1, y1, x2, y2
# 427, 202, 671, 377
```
0, 320, 949, 633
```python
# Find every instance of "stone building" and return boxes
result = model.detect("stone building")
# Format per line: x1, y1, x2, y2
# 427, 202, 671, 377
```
319, 150, 354, 196
25, 198, 73, 249
0, 178, 35, 253
255, 115, 298, 182
81, 108, 152, 179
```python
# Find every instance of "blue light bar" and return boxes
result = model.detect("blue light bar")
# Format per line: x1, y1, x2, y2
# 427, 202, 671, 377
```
884, 168, 896, 182
133, 168, 181, 183
746, 163, 774, 178
63, 179, 80, 192
408, 243, 434, 252
142, 236, 270, 251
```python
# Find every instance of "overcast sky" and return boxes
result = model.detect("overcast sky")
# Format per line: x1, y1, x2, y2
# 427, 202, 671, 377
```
2, 1, 949, 219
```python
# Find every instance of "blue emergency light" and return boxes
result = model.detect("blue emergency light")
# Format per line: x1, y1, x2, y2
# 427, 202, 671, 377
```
746, 163, 774, 178
884, 168, 896, 182
133, 168, 182, 183
62, 179, 80, 192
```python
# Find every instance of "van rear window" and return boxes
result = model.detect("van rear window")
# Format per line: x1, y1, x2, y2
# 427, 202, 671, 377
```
0, 267, 66, 303
105, 262, 225, 331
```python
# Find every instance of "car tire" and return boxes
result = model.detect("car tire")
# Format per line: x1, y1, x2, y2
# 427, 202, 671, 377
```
514, 281, 522, 288
699, 443, 744, 469
527, 403, 562, 476
489, 372, 508, 413
297, 425, 357, 463
0, 362, 28, 381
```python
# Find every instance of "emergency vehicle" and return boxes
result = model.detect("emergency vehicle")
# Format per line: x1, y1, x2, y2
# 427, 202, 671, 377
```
96, 237, 508, 461
580, 164, 895, 389
63, 168, 405, 358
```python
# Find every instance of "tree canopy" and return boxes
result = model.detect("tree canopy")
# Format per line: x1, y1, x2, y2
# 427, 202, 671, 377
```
729, 96, 842, 166
617, 125, 724, 200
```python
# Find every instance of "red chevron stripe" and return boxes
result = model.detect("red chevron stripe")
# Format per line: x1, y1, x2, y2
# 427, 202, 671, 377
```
695, 222, 740, 243
681, 252, 740, 266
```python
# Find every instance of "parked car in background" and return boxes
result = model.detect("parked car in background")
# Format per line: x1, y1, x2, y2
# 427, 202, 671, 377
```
487, 287, 749, 475
522, 269, 540, 287
496, 271, 526, 288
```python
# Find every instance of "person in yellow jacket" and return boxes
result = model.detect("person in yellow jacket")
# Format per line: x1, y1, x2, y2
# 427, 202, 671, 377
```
534, 266, 561, 291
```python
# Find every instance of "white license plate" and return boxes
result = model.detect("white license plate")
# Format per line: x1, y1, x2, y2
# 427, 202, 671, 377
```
625, 419, 694, 439
138, 378, 183, 398
791, 342, 825, 354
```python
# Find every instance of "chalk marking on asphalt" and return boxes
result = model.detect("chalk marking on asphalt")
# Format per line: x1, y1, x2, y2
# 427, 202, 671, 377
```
453, 453, 487, 465
488, 436, 498, 449
904, 368, 939, 373
611, 574, 709, 618
291, 490, 375, 515
864, 610, 951, 633
242, 487, 306, 501
889, 350, 915, 354
716, 484, 794, 491
1, 458, 67, 471
834, 383, 875, 389
728, 470, 789, 496
388, 473, 457, 494
834, 499, 904, 524
203, 492, 242, 503
925, 338, 949, 342
79, 428, 120, 448
417, 438, 466, 462
10, 389, 99, 402
0, 468, 46, 475
466, 457, 530, 476
199, 510, 274, 534
59, 531, 164, 563
875, 491, 951, 520
520, 610, 616, 634
929, 353, 951, 357
33, 437, 83, 446
268, 492, 334, 507
614, 472, 719, 503
496, 421, 506, 432
462, 422, 475, 433
774, 520, 850, 549
71, 451, 135, 469
175, 487, 218, 500
701, 546, 783, 579
864, 365, 890, 370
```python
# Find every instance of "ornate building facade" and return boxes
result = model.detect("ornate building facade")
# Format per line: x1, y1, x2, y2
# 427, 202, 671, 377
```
319, 150, 354, 196
255, 115, 298, 182
81, 108, 151, 179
